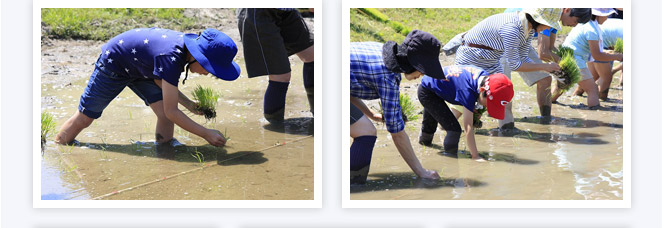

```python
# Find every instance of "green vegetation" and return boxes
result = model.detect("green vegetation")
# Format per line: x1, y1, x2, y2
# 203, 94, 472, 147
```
472, 107, 486, 128
357, 8, 411, 36
614, 38, 623, 53
41, 8, 197, 40
554, 54, 581, 93
41, 111, 57, 146
351, 8, 504, 43
192, 85, 220, 120
379, 93, 420, 122
554, 46, 574, 59
399, 93, 420, 122
191, 148, 205, 166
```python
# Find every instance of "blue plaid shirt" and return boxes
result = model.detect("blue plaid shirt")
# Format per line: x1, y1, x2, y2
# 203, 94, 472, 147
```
350, 42, 404, 133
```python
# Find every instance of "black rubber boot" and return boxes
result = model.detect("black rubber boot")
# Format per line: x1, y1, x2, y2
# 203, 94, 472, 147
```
264, 108, 285, 124
305, 87, 314, 114
350, 165, 370, 184
418, 132, 434, 146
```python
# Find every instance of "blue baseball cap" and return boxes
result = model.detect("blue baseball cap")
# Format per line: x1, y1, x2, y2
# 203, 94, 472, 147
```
183, 28, 241, 81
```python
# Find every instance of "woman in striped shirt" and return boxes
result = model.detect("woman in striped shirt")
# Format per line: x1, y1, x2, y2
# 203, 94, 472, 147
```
455, 8, 562, 129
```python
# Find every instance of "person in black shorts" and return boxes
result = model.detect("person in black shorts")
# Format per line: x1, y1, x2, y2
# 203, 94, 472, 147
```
236, 8, 314, 124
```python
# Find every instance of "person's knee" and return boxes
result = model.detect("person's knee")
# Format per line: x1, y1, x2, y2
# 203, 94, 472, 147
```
296, 45, 314, 63
351, 117, 377, 138
537, 76, 552, 89
269, 72, 292, 82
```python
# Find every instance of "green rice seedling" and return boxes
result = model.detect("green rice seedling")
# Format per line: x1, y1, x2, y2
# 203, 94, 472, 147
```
554, 46, 574, 58
224, 128, 231, 141
614, 38, 623, 53
191, 148, 205, 166
472, 107, 487, 128
191, 85, 220, 120
553, 54, 581, 93
378, 93, 420, 122
41, 111, 57, 146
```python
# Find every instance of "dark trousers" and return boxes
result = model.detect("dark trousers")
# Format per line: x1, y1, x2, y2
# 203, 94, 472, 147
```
417, 84, 462, 153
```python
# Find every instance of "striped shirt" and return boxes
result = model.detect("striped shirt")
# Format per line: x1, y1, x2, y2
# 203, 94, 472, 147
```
350, 42, 404, 133
455, 12, 534, 74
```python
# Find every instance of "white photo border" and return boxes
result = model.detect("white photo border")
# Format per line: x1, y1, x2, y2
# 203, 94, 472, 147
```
33, 0, 322, 208
342, 0, 631, 208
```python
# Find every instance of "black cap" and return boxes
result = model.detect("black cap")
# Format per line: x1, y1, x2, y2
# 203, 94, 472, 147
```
402, 30, 445, 79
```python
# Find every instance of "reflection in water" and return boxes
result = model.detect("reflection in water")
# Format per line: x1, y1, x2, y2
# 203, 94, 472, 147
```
351, 70, 623, 200
41, 155, 90, 200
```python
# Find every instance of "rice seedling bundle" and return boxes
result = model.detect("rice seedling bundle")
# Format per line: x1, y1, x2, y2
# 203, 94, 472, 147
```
553, 54, 581, 92
377, 93, 420, 122
614, 38, 623, 53
399, 93, 419, 122
472, 107, 486, 128
191, 85, 220, 120
41, 111, 56, 145
554, 46, 574, 59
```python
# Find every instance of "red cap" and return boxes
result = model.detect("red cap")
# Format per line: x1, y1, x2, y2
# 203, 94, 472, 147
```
485, 73, 514, 120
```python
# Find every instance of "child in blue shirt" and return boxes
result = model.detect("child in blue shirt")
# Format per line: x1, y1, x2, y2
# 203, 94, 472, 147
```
55, 28, 240, 148
418, 65, 514, 161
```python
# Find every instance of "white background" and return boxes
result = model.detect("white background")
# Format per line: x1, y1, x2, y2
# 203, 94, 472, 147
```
2, 0, 662, 227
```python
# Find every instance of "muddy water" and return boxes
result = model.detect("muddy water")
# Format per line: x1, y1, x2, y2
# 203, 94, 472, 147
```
350, 71, 624, 200
41, 46, 314, 200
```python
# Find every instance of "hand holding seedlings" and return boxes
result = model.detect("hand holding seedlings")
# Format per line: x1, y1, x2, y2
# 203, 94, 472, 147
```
204, 129, 227, 147
191, 85, 220, 120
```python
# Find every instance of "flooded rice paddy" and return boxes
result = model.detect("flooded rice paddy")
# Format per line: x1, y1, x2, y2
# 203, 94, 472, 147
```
41, 40, 314, 200
351, 71, 624, 200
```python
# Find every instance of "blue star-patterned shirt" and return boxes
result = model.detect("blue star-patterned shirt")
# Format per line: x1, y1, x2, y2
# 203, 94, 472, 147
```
420, 65, 489, 112
98, 27, 187, 86
350, 42, 404, 133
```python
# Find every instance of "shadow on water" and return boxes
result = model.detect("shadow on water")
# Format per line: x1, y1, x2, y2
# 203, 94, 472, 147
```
262, 117, 314, 136
76, 141, 267, 166
217, 151, 268, 166
474, 128, 609, 145
424, 144, 539, 165
554, 101, 623, 113
515, 116, 623, 129
350, 172, 485, 194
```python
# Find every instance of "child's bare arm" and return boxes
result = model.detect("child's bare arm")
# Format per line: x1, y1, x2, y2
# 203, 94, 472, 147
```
463, 107, 485, 162
153, 79, 201, 115
161, 81, 226, 146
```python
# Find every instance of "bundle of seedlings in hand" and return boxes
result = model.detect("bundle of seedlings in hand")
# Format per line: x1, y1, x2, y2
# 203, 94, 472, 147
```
191, 85, 220, 120
614, 38, 623, 53
552, 54, 581, 93
41, 111, 56, 146
377, 93, 420, 122
472, 106, 487, 128
554, 45, 574, 59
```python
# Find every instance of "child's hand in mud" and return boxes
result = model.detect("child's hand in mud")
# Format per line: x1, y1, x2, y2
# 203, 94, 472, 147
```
473, 157, 487, 162
419, 169, 441, 180
204, 129, 227, 147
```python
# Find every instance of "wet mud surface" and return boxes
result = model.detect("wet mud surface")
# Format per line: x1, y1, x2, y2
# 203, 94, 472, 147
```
351, 44, 624, 200
41, 10, 314, 200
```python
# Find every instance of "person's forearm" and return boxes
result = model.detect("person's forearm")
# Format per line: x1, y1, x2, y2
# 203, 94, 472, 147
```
463, 109, 479, 158
516, 62, 552, 72
154, 79, 196, 109
391, 130, 426, 175
165, 108, 209, 138
178, 91, 196, 109
350, 96, 376, 116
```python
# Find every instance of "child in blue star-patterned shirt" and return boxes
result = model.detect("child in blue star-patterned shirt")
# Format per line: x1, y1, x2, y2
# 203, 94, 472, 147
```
56, 28, 241, 148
